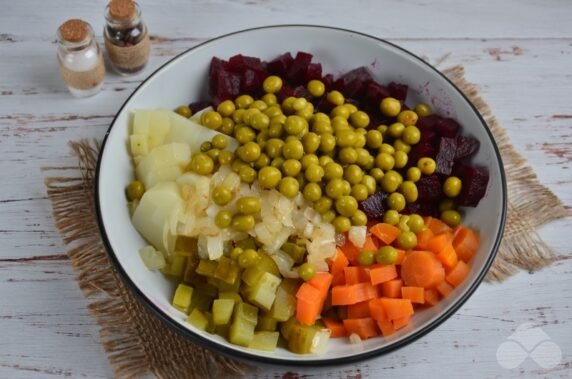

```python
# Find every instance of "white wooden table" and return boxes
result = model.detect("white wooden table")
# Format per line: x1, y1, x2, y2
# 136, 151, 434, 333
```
1, 1, 571, 378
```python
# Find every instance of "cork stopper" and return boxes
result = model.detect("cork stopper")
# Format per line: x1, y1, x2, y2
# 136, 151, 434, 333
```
59, 19, 88, 43
109, 0, 136, 20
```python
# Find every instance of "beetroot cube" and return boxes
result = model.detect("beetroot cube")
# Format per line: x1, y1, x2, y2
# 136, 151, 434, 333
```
454, 136, 480, 160
188, 101, 212, 114
267, 52, 294, 76
404, 201, 440, 218
454, 165, 489, 207
322, 74, 334, 91
316, 97, 336, 113
435, 137, 457, 176
360, 191, 389, 219
388, 82, 408, 101
287, 52, 313, 85
227, 54, 265, 74
240, 69, 265, 95
210, 68, 241, 102
417, 115, 441, 130
305, 63, 322, 82
276, 84, 295, 102
293, 85, 310, 99
333, 67, 373, 98
364, 82, 390, 108
409, 142, 436, 167
417, 175, 442, 203
435, 117, 460, 137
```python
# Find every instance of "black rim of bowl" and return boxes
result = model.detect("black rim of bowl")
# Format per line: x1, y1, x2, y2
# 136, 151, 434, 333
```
95, 24, 508, 367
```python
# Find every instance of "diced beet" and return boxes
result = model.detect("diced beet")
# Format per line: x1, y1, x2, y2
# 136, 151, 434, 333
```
209, 68, 241, 103
316, 97, 336, 113
276, 84, 295, 102
333, 67, 373, 99
267, 52, 294, 76
435, 137, 457, 176
409, 142, 436, 167
419, 128, 439, 146
360, 191, 389, 220
305, 63, 322, 82
188, 101, 212, 114
240, 69, 266, 95
287, 52, 313, 85
387, 82, 408, 101
322, 74, 334, 91
435, 117, 460, 137
227, 54, 266, 74
403, 201, 440, 218
453, 165, 489, 207
293, 85, 310, 99
417, 175, 442, 203
364, 82, 390, 108
454, 136, 480, 160
417, 115, 441, 130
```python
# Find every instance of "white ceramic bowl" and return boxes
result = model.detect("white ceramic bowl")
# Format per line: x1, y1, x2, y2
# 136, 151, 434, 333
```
96, 25, 507, 366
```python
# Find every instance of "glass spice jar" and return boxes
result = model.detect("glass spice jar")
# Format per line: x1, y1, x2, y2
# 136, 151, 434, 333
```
104, 0, 150, 75
57, 19, 105, 98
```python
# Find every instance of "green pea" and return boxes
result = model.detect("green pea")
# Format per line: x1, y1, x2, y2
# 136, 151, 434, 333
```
254, 153, 270, 170
338, 147, 358, 164
312, 119, 333, 134
305, 163, 325, 183
361, 175, 377, 195
236, 196, 261, 214
238, 248, 260, 268
235, 126, 256, 144
398, 215, 410, 232
235, 95, 254, 109
393, 139, 411, 153
376, 246, 397, 264
325, 178, 346, 199
324, 162, 344, 180
332, 116, 350, 132
383, 210, 400, 226
220, 117, 235, 135
417, 157, 436, 175
206, 148, 220, 161
295, 172, 306, 188
387, 192, 406, 211
284, 115, 307, 136
126, 180, 145, 201
283, 140, 304, 160
268, 122, 284, 138
242, 108, 261, 125
303, 183, 322, 202
350, 111, 370, 128
381, 171, 401, 193
319, 155, 334, 167
278, 177, 300, 198
200, 110, 223, 130
394, 150, 408, 169
212, 186, 233, 206
230, 247, 244, 260
400, 181, 418, 203
319, 133, 337, 153
263, 103, 281, 116
355, 148, 372, 168
258, 166, 282, 189
211, 134, 228, 150
402, 126, 421, 145
302, 132, 321, 153
406, 167, 422, 182
321, 209, 337, 223
415, 103, 431, 117
439, 199, 456, 212
282, 159, 302, 177
354, 133, 366, 148
333, 216, 352, 233
379, 143, 395, 155
200, 141, 212, 152
232, 214, 256, 232
238, 166, 257, 183
190, 153, 214, 175
351, 184, 369, 201
232, 109, 245, 124
407, 214, 425, 233
335, 195, 358, 217
250, 112, 270, 131
298, 263, 316, 281
370, 168, 384, 182
336, 129, 357, 148
377, 124, 389, 135
375, 152, 395, 171
396, 231, 417, 250
351, 210, 368, 226
443, 176, 462, 198
331, 105, 350, 119
175, 105, 192, 118
441, 210, 462, 227
263, 76, 283, 94
301, 154, 320, 170
314, 197, 333, 214
388, 122, 405, 138
215, 210, 233, 229
357, 250, 375, 266
344, 164, 364, 185
237, 142, 261, 163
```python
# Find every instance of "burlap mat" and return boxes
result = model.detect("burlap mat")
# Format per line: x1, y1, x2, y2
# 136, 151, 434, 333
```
44, 65, 566, 378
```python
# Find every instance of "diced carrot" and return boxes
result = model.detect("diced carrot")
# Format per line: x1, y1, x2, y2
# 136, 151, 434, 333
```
424, 217, 453, 235
416, 228, 434, 250
296, 273, 332, 325
395, 249, 406, 265
380, 298, 414, 321
344, 266, 360, 285
370, 264, 398, 285
331, 283, 378, 306
392, 315, 411, 330
436, 281, 454, 297
452, 225, 463, 240
400, 251, 445, 288
343, 318, 379, 339
368, 298, 385, 321
332, 271, 345, 286
381, 279, 403, 298
308, 272, 333, 297
377, 318, 396, 336
347, 301, 371, 318
322, 317, 347, 338
296, 297, 321, 325
370, 223, 401, 244
426, 233, 453, 254
340, 236, 361, 264
329, 248, 349, 277
296, 282, 321, 303
446, 260, 470, 287
363, 234, 380, 252
424, 288, 440, 306
401, 286, 425, 304
453, 227, 480, 262
436, 243, 458, 270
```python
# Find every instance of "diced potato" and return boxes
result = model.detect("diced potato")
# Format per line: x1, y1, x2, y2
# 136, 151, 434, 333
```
246, 272, 282, 311
172, 284, 194, 313
212, 299, 235, 325
187, 308, 209, 331
147, 109, 171, 149
138, 245, 165, 270
130, 134, 149, 156
131, 182, 183, 255
133, 109, 152, 135
136, 143, 191, 189
248, 331, 279, 351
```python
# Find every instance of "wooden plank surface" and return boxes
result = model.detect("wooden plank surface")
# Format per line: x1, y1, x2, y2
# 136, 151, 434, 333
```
1, 0, 571, 378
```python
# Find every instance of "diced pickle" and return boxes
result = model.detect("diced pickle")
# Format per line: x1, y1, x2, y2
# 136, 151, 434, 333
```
281, 242, 306, 264
161, 255, 186, 278
279, 316, 299, 341
215, 324, 230, 338
196, 260, 218, 277
213, 256, 241, 285
190, 290, 214, 313
248, 331, 280, 351
204, 312, 217, 334
258, 251, 280, 276
187, 308, 209, 331
235, 237, 257, 251
285, 320, 331, 354
257, 314, 278, 331
219, 291, 243, 304
234, 302, 258, 325
281, 278, 301, 295
209, 276, 241, 292
175, 236, 199, 255
246, 272, 281, 311
182, 253, 201, 284
242, 266, 265, 287
268, 283, 296, 322
229, 317, 256, 347
172, 284, 194, 314
188, 274, 219, 297
212, 299, 235, 325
